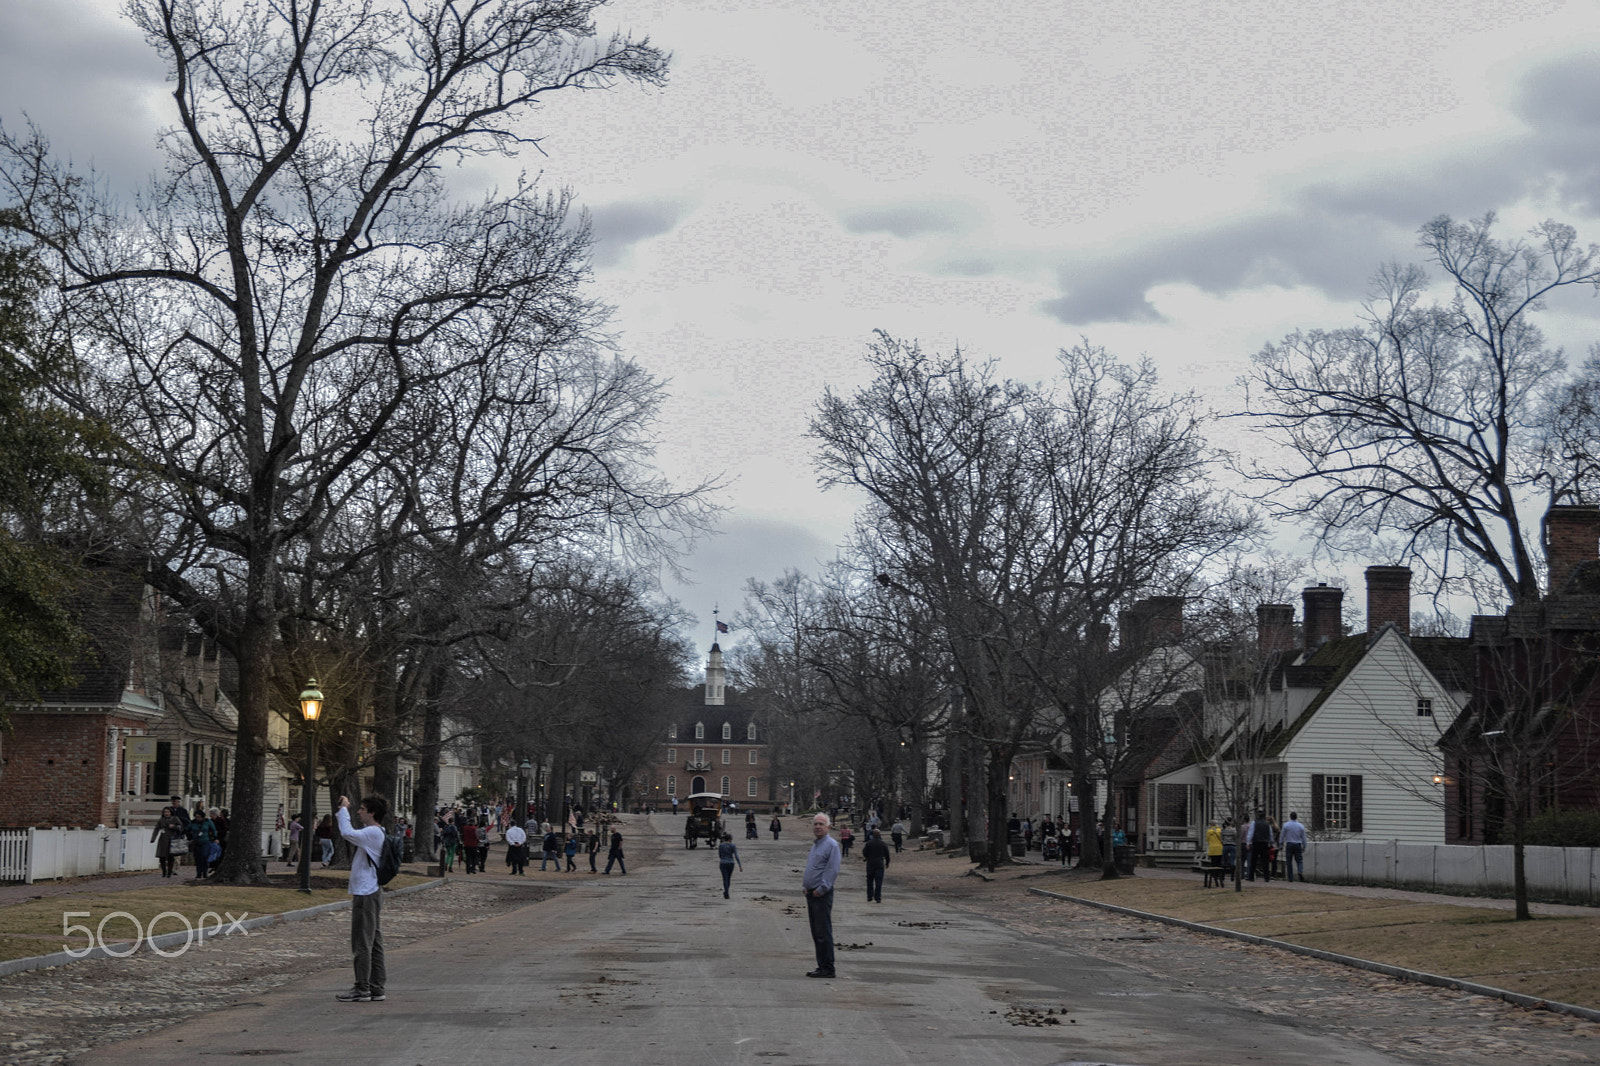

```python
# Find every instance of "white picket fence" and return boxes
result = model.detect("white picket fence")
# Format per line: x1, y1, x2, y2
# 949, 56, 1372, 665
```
0, 827, 159, 884
1305, 841, 1600, 905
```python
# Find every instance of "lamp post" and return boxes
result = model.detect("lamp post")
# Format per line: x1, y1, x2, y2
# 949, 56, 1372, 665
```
296, 679, 324, 894
518, 758, 531, 825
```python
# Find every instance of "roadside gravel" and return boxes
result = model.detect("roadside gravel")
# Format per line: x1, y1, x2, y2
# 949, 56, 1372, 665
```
0, 876, 564, 1066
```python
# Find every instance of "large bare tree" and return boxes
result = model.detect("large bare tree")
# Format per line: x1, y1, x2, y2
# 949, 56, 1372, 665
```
0, 0, 668, 881
1242, 214, 1600, 607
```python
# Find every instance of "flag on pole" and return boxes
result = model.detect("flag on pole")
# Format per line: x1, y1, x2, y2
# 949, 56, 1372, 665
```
716, 620, 730, 633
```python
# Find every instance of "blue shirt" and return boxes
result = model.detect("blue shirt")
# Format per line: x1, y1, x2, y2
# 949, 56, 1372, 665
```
718, 841, 741, 867
1280, 819, 1307, 846
802, 833, 841, 894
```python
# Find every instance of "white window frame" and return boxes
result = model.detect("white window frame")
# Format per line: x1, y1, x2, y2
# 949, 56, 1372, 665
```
722, 748, 731, 764
720, 776, 730, 796
1416, 697, 1433, 717
1324, 775, 1351, 830
694, 748, 705, 764
747, 777, 758, 797
667, 775, 676, 796
695, 722, 704, 739
747, 722, 756, 740
667, 748, 676, 763
748, 750, 758, 765
722, 722, 731, 740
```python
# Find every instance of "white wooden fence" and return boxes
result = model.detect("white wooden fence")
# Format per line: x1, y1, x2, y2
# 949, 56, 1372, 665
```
1305, 841, 1600, 905
0, 827, 159, 884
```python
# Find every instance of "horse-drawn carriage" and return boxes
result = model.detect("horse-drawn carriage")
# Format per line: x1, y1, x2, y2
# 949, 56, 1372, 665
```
682, 793, 724, 849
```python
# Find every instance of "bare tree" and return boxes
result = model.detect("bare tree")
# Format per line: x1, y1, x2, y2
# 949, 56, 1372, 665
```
1242, 214, 1600, 607
0, 0, 669, 881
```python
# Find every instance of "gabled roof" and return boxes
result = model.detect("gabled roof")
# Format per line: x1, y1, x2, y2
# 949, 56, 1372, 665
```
664, 688, 761, 739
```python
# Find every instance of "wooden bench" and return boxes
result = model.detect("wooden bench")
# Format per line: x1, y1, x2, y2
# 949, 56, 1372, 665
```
1194, 855, 1227, 887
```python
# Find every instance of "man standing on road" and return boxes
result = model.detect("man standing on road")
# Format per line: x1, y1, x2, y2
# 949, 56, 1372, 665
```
862, 828, 890, 903
1280, 811, 1308, 882
505, 822, 527, 875
335, 794, 388, 1003
802, 813, 841, 978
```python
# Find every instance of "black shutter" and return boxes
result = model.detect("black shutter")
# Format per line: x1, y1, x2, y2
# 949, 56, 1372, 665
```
1350, 775, 1363, 834
153, 742, 172, 796
1310, 774, 1324, 832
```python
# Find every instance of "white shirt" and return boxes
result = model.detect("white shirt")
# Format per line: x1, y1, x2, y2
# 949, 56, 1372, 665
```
505, 825, 527, 846
337, 807, 385, 897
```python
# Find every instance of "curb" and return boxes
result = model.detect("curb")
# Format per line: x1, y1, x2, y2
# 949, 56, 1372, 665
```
1027, 887, 1600, 1024
0, 878, 444, 979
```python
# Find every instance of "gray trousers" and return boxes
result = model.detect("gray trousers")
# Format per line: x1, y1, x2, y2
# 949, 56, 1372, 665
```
351, 890, 386, 992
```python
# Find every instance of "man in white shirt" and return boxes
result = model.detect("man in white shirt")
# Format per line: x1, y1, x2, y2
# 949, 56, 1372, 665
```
505, 822, 528, 875
335, 794, 388, 1003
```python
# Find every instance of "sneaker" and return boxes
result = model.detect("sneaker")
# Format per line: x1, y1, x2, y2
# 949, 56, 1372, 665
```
336, 988, 372, 1002
368, 991, 386, 1002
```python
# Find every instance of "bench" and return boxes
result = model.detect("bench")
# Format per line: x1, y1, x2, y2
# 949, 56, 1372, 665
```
1194, 855, 1227, 887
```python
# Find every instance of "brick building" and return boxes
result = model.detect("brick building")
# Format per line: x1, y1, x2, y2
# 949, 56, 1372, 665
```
638, 643, 773, 812
0, 564, 166, 829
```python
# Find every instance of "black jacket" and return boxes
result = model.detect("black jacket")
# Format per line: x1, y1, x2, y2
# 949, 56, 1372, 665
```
862, 838, 891, 869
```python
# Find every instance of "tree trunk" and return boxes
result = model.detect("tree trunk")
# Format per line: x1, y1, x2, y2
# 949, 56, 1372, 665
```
1100, 767, 1121, 880
412, 666, 446, 858
943, 727, 965, 848
212, 602, 274, 884
984, 752, 1011, 870
1073, 757, 1100, 870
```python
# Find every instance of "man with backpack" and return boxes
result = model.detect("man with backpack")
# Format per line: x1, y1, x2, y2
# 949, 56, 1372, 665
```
335, 794, 392, 1003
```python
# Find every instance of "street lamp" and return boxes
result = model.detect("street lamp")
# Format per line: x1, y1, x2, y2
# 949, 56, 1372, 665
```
518, 758, 531, 825
296, 678, 324, 894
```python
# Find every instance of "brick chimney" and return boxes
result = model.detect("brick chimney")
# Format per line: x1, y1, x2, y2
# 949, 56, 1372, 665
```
1364, 565, 1412, 635
1256, 603, 1295, 658
1546, 504, 1600, 596
1302, 583, 1344, 652
1122, 596, 1184, 647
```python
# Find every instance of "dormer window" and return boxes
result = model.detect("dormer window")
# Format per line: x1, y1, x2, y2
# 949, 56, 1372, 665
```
695, 722, 704, 739
722, 722, 731, 740
669, 725, 677, 739
747, 723, 756, 741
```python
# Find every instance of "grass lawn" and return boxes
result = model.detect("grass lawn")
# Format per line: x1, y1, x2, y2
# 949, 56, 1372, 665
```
1055, 876, 1600, 1010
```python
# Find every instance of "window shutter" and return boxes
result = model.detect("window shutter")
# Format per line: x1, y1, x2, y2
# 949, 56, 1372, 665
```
153, 742, 172, 796
1350, 775, 1363, 834
1310, 774, 1324, 832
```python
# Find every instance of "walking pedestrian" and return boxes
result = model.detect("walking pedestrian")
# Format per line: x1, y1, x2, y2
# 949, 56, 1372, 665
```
460, 820, 480, 874
586, 828, 600, 873
839, 824, 853, 859
1221, 818, 1237, 874
189, 809, 218, 879
604, 828, 626, 875
769, 815, 782, 841
1280, 811, 1308, 882
287, 814, 303, 868
718, 833, 743, 898
564, 833, 578, 871
862, 828, 890, 903
335, 794, 388, 1003
152, 806, 184, 878
1206, 819, 1223, 871
316, 814, 336, 866
438, 817, 460, 873
801, 813, 840, 978
541, 829, 561, 871
1246, 808, 1275, 882
476, 819, 491, 873
890, 818, 906, 854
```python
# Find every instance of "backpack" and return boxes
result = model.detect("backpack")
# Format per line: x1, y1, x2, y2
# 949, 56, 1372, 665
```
376, 829, 404, 886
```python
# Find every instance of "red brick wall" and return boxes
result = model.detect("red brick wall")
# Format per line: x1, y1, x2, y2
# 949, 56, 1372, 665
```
1546, 505, 1600, 594
1364, 566, 1411, 634
0, 713, 132, 828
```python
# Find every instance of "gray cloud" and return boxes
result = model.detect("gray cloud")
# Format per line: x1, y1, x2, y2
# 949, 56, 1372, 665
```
1042, 50, 1600, 326
588, 199, 687, 267
0, 3, 167, 188
840, 202, 975, 239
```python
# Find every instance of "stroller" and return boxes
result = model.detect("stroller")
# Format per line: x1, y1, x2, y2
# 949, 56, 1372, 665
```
1041, 835, 1062, 862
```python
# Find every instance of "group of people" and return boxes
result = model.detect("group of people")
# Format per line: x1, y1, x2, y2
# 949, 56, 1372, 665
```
1206, 810, 1309, 882
479, 819, 628, 877
149, 797, 232, 879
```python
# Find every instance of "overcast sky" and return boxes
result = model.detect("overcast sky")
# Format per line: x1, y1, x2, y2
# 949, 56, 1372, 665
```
5, 0, 1600, 656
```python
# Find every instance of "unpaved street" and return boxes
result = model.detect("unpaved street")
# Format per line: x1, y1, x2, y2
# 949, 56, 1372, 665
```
1, 817, 1596, 1065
